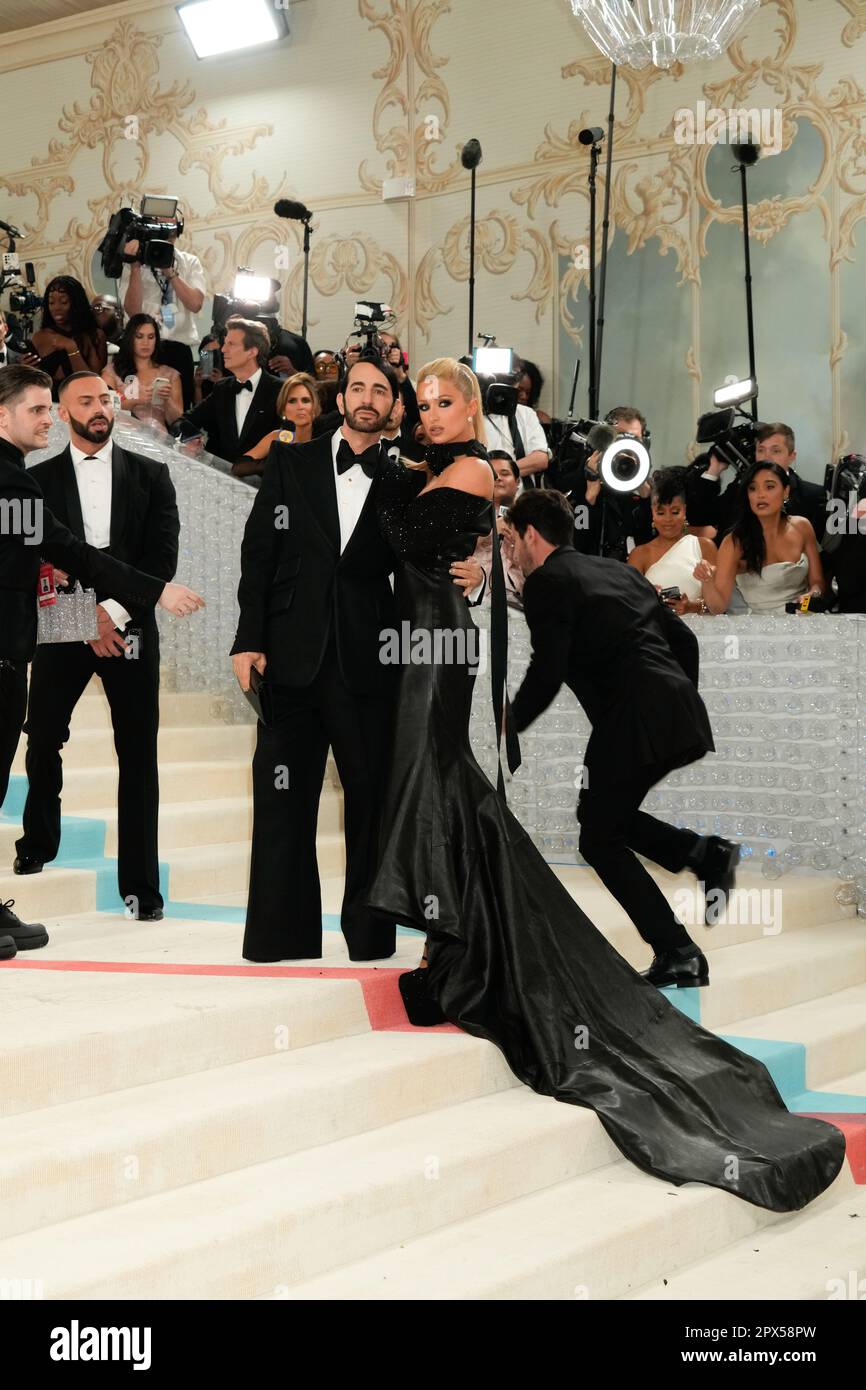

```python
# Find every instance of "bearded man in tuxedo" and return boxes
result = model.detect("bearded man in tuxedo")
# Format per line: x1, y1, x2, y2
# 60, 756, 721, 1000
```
231, 357, 405, 962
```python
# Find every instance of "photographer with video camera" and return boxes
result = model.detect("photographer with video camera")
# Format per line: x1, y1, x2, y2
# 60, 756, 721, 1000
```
686, 420, 827, 545
558, 405, 654, 561
109, 199, 205, 410
479, 357, 550, 489
0, 309, 40, 369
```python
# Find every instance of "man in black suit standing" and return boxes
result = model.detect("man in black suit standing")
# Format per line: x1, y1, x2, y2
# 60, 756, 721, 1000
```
13, 372, 180, 921
231, 356, 403, 963
0, 364, 203, 955
508, 489, 740, 990
175, 319, 282, 464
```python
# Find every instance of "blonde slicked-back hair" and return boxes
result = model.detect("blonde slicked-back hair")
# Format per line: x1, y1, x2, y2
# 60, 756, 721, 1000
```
416, 357, 487, 446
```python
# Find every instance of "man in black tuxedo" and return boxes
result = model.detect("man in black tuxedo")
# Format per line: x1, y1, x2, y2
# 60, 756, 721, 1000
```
508, 489, 740, 990
175, 319, 282, 464
686, 422, 828, 543
231, 356, 404, 962
0, 365, 202, 954
13, 373, 180, 921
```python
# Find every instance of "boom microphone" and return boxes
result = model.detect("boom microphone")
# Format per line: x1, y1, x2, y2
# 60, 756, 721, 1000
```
274, 198, 312, 222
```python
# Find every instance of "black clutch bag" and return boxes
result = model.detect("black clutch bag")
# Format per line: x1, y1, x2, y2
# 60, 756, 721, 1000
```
243, 665, 273, 727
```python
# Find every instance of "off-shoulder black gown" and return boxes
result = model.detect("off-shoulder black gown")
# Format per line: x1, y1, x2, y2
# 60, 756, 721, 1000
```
368, 466, 845, 1213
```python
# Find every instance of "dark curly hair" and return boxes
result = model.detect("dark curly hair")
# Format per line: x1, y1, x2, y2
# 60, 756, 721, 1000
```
651, 466, 689, 508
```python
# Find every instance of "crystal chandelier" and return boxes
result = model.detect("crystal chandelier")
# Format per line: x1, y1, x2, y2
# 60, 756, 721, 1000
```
568, 0, 761, 70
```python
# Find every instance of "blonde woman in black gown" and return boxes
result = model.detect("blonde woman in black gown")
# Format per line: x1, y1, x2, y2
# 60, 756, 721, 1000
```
368, 357, 844, 1214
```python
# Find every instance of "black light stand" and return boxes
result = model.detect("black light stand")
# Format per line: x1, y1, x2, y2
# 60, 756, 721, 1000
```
300, 214, 313, 342
461, 138, 483, 356
732, 142, 760, 422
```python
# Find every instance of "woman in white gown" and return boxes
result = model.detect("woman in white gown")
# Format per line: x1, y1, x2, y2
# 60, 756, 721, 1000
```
628, 467, 717, 615
695, 462, 826, 614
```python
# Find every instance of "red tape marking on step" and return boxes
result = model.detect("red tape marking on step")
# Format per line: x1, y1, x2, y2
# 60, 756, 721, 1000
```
0, 958, 459, 1032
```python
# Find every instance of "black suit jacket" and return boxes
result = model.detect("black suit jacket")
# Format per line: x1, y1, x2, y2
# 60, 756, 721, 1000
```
511, 545, 714, 778
28, 443, 179, 631
230, 431, 399, 693
0, 438, 166, 662
177, 371, 282, 463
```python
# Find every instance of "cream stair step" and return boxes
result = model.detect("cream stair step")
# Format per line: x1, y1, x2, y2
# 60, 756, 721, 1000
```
70, 687, 224, 730
0, 866, 95, 917
0, 1031, 517, 1240
0, 1088, 623, 1300
41, 760, 253, 812
282, 1153, 841, 1302
553, 866, 854, 970
690, 921, 866, 1031
726, 982, 866, 1091
0, 971, 372, 1119
165, 833, 345, 898
629, 1070, 866, 1300
631, 1185, 866, 1300
10, 723, 256, 773
0, 788, 341, 861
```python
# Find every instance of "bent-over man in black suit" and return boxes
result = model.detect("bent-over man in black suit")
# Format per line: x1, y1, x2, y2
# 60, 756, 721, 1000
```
175, 319, 281, 464
230, 357, 405, 963
0, 365, 202, 952
508, 489, 740, 990
14, 372, 180, 921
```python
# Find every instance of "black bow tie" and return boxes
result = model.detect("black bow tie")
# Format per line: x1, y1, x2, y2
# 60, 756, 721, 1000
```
336, 439, 382, 478
232, 379, 254, 395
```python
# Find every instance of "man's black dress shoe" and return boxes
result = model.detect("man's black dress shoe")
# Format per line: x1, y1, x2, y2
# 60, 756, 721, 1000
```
696, 836, 741, 925
131, 908, 164, 922
0, 934, 18, 961
13, 855, 43, 876
642, 944, 709, 989
0, 900, 49, 950
398, 967, 447, 1026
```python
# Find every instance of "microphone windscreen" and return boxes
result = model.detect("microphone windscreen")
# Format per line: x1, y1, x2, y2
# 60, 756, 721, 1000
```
460, 139, 482, 170
274, 199, 311, 221
586, 422, 615, 452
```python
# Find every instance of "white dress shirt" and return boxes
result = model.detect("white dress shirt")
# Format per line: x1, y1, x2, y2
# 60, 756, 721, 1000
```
484, 403, 550, 461
119, 247, 206, 347
235, 367, 262, 437
69, 441, 130, 631
330, 428, 376, 553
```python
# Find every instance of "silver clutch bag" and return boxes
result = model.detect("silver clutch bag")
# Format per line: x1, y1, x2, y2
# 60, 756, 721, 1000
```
36, 581, 99, 644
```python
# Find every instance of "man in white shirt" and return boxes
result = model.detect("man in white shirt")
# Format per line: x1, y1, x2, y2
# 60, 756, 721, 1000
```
13, 373, 180, 920
120, 223, 206, 408
483, 397, 550, 487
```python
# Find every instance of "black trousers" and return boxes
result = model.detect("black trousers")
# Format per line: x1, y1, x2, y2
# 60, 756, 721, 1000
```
577, 735, 701, 954
243, 651, 396, 962
159, 341, 195, 410
0, 659, 28, 813
15, 632, 162, 913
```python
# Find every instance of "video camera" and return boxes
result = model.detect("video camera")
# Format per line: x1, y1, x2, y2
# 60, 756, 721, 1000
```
825, 453, 866, 506
343, 301, 397, 361
552, 416, 651, 495
98, 195, 184, 279
695, 377, 762, 479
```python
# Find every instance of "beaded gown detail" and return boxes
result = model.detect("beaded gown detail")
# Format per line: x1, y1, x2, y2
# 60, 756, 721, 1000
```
368, 463, 845, 1213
